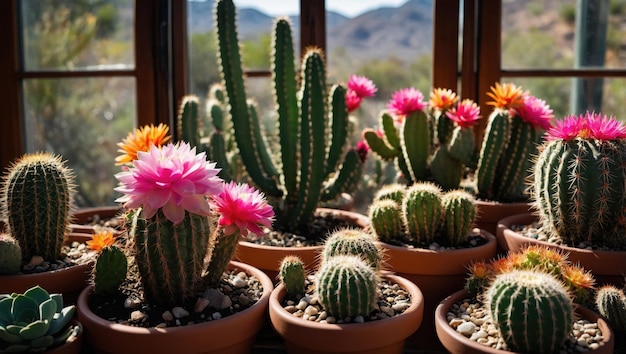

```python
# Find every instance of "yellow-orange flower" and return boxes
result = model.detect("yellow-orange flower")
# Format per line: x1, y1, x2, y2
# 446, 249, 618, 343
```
115, 124, 171, 165
87, 230, 115, 252
467, 261, 491, 279
486, 82, 524, 109
561, 264, 595, 290
429, 88, 458, 111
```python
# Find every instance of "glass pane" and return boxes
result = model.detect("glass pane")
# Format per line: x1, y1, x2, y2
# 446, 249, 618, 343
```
502, 0, 625, 69
501, 77, 626, 120
22, 78, 136, 207
20, 0, 134, 71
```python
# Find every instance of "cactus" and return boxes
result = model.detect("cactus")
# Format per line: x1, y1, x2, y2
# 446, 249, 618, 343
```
475, 83, 553, 202
279, 255, 306, 295
1, 152, 75, 261
321, 228, 383, 270
372, 183, 406, 204
215, 0, 369, 236
402, 182, 443, 245
368, 199, 404, 243
595, 285, 626, 335
126, 208, 212, 306
440, 190, 476, 246
92, 245, 127, 296
315, 255, 378, 319
530, 112, 626, 248
485, 269, 574, 353
0, 286, 78, 353
0, 233, 21, 275
363, 90, 479, 190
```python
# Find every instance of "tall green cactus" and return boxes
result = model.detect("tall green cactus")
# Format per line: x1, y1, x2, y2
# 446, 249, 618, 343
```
485, 269, 574, 353
126, 208, 212, 306
316, 255, 378, 318
1, 152, 75, 261
531, 113, 626, 248
215, 0, 365, 235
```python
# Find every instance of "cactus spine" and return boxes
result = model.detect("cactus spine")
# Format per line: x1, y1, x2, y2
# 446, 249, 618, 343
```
321, 228, 383, 270
373, 183, 406, 204
595, 285, 626, 335
215, 0, 365, 235
1, 152, 75, 261
279, 255, 306, 295
368, 199, 404, 243
486, 270, 574, 353
0, 233, 21, 275
440, 190, 476, 246
92, 245, 127, 295
127, 209, 212, 306
402, 182, 443, 244
316, 255, 378, 319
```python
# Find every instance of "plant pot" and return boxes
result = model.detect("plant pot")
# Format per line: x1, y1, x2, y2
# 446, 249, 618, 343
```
497, 212, 626, 288
268, 273, 424, 354
474, 199, 532, 243
234, 208, 370, 282
0, 233, 95, 304
435, 289, 615, 354
77, 260, 273, 354
377, 230, 498, 351
45, 320, 84, 354
69, 206, 123, 235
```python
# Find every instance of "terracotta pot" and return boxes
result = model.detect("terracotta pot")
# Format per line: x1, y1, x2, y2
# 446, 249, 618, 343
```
268, 273, 424, 354
435, 289, 615, 354
234, 208, 370, 282
0, 233, 94, 304
77, 260, 273, 354
70, 206, 123, 235
474, 199, 532, 242
498, 212, 626, 288
377, 230, 498, 351
45, 320, 84, 354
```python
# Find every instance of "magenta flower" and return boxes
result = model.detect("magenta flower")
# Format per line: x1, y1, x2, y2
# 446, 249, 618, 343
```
345, 90, 363, 113
515, 95, 554, 130
547, 112, 626, 141
356, 140, 369, 162
210, 181, 275, 237
114, 142, 223, 225
347, 75, 377, 98
387, 87, 427, 118
445, 99, 480, 128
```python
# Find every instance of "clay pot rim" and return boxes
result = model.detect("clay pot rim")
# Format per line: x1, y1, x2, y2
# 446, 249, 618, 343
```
474, 199, 531, 207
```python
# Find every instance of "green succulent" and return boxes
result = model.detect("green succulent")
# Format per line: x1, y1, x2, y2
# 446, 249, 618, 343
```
0, 286, 77, 353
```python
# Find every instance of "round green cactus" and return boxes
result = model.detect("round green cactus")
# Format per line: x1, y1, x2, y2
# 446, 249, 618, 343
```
373, 183, 406, 204
0, 233, 21, 275
595, 285, 626, 335
1, 152, 75, 261
440, 189, 476, 246
486, 270, 574, 353
321, 228, 383, 270
92, 245, 128, 296
368, 199, 403, 243
279, 255, 306, 295
316, 255, 378, 319
402, 182, 443, 245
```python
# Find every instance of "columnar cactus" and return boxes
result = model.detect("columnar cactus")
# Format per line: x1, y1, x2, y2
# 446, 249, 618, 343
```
1, 152, 75, 261
369, 182, 477, 247
485, 269, 574, 353
530, 112, 626, 248
0, 233, 21, 275
215, 0, 371, 235
363, 89, 479, 190
279, 255, 306, 295
595, 285, 626, 335
320, 228, 383, 270
315, 255, 378, 319
92, 245, 127, 296
475, 83, 553, 202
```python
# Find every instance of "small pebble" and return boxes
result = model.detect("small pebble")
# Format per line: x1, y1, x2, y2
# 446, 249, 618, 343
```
172, 307, 189, 319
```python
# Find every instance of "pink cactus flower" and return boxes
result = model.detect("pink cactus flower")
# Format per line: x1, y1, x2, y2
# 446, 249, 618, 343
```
387, 87, 427, 119
547, 112, 626, 141
345, 90, 363, 113
515, 95, 554, 130
445, 99, 480, 128
586, 112, 626, 140
356, 140, 370, 162
210, 181, 275, 237
114, 142, 223, 225
347, 75, 377, 98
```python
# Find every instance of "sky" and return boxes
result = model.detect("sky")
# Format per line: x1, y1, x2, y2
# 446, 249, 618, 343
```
232, 0, 409, 18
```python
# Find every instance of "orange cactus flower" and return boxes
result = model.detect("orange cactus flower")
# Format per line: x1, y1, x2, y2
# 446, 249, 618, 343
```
115, 123, 171, 165
429, 88, 458, 111
486, 82, 524, 109
467, 261, 491, 279
87, 230, 115, 252
561, 264, 595, 290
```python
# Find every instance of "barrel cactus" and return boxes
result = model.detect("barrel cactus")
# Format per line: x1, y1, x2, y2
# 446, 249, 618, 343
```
372, 183, 406, 204
321, 228, 383, 270
440, 190, 476, 246
0, 233, 21, 275
1, 152, 75, 261
595, 285, 626, 335
279, 255, 306, 295
368, 198, 404, 243
402, 182, 444, 245
485, 269, 574, 353
0, 286, 78, 353
315, 255, 378, 319
91, 244, 127, 296
530, 112, 626, 248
